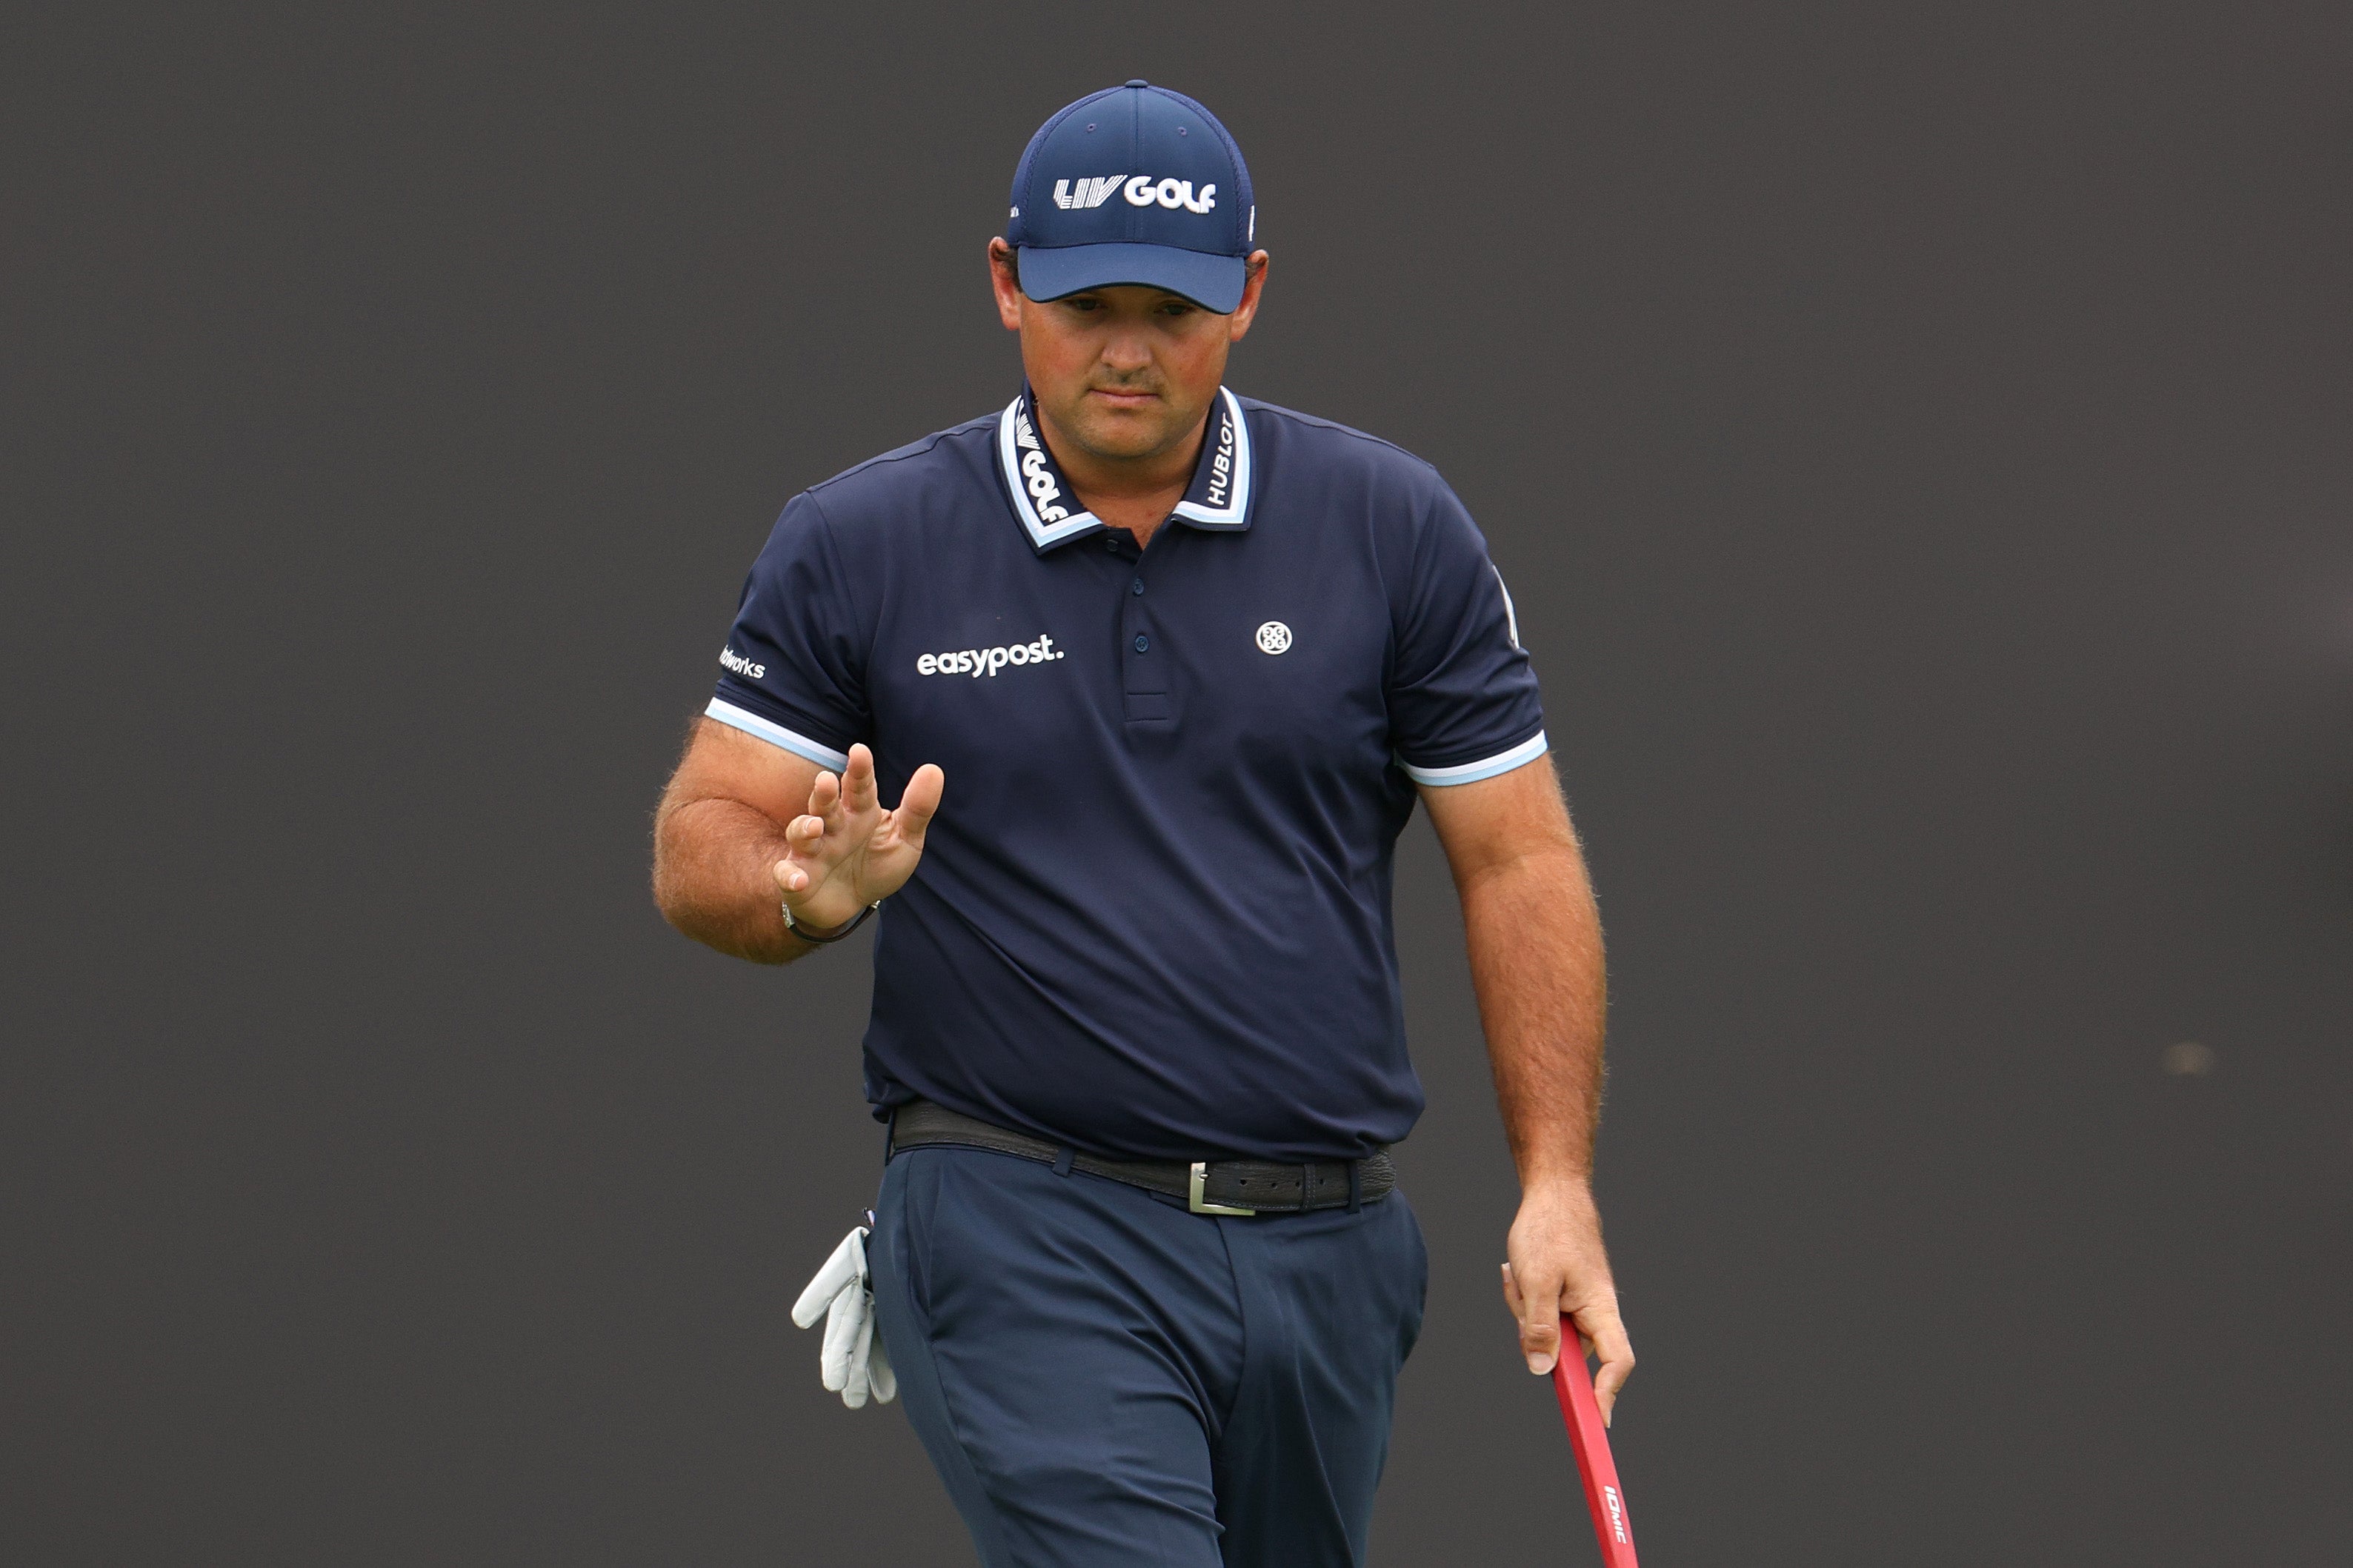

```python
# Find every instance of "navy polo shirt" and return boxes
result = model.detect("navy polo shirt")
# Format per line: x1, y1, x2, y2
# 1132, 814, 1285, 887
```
707, 387, 1547, 1161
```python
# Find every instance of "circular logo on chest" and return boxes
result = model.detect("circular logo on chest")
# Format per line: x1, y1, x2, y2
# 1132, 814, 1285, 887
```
1255, 621, 1293, 655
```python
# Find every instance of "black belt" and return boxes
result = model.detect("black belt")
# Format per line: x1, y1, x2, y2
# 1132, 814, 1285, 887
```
888, 1100, 1395, 1215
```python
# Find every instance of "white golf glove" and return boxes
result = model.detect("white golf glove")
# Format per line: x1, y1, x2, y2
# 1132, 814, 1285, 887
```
791, 1223, 896, 1408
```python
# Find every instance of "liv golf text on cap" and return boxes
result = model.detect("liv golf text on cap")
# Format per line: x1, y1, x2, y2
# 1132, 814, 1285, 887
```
1005, 80, 1257, 313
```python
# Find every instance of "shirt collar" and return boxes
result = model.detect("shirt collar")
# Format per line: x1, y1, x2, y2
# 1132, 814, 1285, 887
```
994, 384, 1257, 555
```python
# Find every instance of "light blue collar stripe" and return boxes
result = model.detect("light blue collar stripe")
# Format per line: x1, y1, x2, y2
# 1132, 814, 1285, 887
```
996, 396, 1101, 550
705, 698, 851, 772
1170, 387, 1252, 527
1400, 730, 1549, 787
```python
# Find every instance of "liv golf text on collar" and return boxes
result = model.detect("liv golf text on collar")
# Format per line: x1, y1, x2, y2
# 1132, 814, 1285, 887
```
919, 635, 1066, 677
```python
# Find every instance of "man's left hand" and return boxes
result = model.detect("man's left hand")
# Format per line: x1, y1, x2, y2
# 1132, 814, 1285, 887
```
1501, 1180, 1634, 1424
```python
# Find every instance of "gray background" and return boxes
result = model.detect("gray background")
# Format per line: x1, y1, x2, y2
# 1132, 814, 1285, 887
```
7, 2, 2349, 1563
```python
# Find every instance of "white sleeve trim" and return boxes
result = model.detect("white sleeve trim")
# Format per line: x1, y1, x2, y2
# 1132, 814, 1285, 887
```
705, 698, 851, 772
1400, 730, 1549, 787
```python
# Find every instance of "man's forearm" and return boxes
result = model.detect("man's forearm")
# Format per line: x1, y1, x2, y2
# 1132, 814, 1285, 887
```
651, 794, 816, 964
1431, 769, 1633, 1401
1458, 844, 1608, 1187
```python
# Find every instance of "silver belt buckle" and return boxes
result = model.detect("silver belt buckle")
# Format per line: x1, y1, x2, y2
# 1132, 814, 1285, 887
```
1189, 1161, 1257, 1216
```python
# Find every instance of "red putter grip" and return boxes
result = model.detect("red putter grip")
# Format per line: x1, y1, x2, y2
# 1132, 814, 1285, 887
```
1551, 1313, 1640, 1567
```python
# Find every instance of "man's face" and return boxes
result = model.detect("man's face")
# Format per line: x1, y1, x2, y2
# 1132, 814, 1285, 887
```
990, 241, 1268, 466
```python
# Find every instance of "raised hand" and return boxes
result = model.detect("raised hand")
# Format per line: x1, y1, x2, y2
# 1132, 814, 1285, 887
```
771, 744, 945, 933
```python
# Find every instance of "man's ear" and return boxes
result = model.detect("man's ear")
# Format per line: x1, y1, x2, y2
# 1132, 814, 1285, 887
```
1228, 250, 1271, 342
988, 238, 1024, 332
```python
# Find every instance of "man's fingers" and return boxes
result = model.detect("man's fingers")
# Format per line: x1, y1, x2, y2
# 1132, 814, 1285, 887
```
1504, 1260, 1567, 1374
772, 817, 825, 894
839, 744, 879, 815
1520, 1316, 1562, 1375
893, 764, 945, 845
1577, 1307, 1637, 1425
805, 768, 841, 821
779, 755, 945, 909
1594, 1358, 1634, 1425
1515, 1270, 1565, 1375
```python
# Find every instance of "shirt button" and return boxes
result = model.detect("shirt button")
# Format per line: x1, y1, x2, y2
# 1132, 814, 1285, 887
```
1133, 634, 1151, 653
1103, 537, 1119, 553
1131, 577, 1145, 595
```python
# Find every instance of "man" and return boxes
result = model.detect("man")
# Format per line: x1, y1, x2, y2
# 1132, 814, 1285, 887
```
652, 81, 1631, 1567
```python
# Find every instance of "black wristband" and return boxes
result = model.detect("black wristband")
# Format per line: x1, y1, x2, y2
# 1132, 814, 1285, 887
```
783, 899, 880, 945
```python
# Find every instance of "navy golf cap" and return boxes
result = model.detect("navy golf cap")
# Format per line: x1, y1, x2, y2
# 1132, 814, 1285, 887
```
1005, 81, 1257, 313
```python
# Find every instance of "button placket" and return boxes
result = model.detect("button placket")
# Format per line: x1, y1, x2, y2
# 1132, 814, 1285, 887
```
1124, 578, 1151, 662
1119, 531, 1168, 723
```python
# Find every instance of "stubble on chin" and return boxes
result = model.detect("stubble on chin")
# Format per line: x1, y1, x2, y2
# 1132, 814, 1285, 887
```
1061, 390, 1202, 463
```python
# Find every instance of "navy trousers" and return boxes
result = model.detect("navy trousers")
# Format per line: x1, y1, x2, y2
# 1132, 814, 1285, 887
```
869, 1145, 1428, 1568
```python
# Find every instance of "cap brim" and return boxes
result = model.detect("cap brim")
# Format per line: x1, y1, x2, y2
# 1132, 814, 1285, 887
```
1016, 243, 1246, 313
